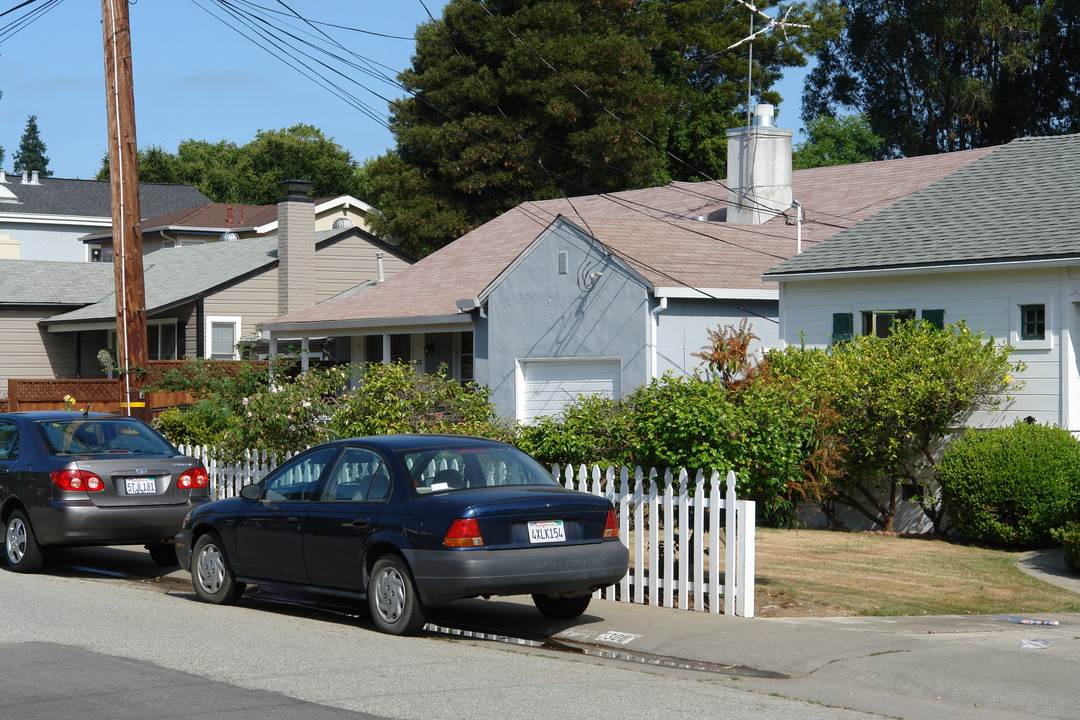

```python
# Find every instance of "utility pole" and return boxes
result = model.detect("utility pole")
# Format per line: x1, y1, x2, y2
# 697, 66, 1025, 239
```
101, 0, 148, 420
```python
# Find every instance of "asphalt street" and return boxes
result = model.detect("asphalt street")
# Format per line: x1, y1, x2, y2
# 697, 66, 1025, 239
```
3, 544, 1078, 719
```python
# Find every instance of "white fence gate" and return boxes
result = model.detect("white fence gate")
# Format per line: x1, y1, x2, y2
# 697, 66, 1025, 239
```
180, 446, 756, 617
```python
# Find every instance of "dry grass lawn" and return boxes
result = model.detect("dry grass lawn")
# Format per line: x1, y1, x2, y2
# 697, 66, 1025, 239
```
753, 528, 1080, 618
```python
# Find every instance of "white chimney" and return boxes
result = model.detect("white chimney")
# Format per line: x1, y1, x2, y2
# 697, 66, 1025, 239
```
725, 104, 793, 225
30, 170, 39, 184
20, 170, 28, 184
277, 179, 316, 316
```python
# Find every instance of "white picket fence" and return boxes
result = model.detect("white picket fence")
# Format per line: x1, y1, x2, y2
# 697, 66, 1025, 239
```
179, 446, 757, 617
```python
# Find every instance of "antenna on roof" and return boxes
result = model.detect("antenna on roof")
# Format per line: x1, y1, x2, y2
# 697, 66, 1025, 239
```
727, 2, 811, 125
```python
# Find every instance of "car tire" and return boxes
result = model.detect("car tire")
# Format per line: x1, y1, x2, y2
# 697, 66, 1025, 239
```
4, 510, 44, 574
191, 533, 245, 604
532, 593, 592, 620
147, 543, 179, 567
368, 554, 427, 636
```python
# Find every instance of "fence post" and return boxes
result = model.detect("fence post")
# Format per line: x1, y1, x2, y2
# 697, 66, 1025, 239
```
736, 495, 756, 618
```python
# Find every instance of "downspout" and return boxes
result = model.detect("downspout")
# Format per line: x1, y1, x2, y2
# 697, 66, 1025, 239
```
195, 296, 205, 358
650, 297, 668, 379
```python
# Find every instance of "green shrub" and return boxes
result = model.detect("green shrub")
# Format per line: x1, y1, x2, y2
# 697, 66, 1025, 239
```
329, 361, 510, 441
514, 393, 635, 468
1051, 522, 1080, 573
937, 421, 1080, 548
153, 401, 231, 447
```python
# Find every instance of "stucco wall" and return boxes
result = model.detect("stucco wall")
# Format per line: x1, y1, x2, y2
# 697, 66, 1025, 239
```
656, 297, 779, 376
482, 224, 649, 420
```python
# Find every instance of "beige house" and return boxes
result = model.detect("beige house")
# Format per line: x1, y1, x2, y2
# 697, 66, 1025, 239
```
0, 189, 411, 385
80, 194, 379, 260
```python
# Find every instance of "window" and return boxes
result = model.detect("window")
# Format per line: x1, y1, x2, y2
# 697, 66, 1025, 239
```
921, 309, 946, 330
459, 331, 474, 383
0, 420, 18, 460
206, 316, 241, 360
1020, 304, 1046, 341
318, 447, 390, 502
862, 309, 915, 338
147, 322, 177, 360
260, 446, 338, 502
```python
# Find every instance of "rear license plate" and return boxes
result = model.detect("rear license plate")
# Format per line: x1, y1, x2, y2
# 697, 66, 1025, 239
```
528, 520, 566, 544
125, 478, 157, 495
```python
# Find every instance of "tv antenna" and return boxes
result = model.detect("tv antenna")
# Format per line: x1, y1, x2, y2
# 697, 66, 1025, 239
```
726, 2, 810, 125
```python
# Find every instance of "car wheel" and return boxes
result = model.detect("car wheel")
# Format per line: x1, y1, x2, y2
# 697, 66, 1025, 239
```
368, 554, 427, 636
5, 510, 44, 574
532, 593, 592, 620
191, 533, 245, 604
147, 543, 179, 567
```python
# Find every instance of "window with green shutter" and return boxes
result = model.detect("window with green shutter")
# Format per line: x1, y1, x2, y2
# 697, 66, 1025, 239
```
921, 309, 945, 329
832, 312, 854, 343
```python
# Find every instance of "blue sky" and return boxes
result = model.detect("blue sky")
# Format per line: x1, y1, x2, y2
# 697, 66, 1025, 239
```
0, 0, 809, 180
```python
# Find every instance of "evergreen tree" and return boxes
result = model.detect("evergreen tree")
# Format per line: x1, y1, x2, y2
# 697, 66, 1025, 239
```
13, 115, 50, 176
803, 0, 1080, 158
367, 0, 840, 257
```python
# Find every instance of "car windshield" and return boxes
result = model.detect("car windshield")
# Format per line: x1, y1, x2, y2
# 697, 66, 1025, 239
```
401, 445, 560, 495
38, 418, 176, 456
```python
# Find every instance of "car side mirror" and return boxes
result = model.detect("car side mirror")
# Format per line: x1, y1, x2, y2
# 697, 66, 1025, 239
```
239, 483, 261, 501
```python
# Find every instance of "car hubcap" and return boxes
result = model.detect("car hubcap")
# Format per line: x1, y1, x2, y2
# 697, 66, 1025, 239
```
6, 518, 26, 564
374, 567, 406, 623
196, 544, 225, 594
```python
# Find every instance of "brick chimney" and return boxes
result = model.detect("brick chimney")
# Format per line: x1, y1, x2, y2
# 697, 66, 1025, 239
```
725, 104, 793, 225
277, 179, 315, 316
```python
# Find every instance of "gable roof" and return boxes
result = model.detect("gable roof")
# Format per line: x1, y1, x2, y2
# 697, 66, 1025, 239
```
0, 177, 210, 220
765, 134, 1077, 279
266, 145, 997, 331
32, 224, 402, 327
0, 260, 115, 306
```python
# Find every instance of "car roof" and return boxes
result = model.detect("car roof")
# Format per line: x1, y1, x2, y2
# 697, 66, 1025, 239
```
0, 411, 125, 422
325, 434, 511, 453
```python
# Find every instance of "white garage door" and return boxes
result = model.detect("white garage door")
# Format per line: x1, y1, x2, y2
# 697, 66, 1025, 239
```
519, 359, 621, 423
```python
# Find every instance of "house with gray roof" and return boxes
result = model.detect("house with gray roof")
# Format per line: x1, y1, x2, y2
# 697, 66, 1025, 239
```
763, 132, 1080, 430
0, 171, 210, 262
262, 106, 992, 422
0, 187, 412, 387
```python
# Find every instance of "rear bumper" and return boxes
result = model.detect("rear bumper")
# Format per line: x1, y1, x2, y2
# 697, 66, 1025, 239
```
29, 496, 211, 547
405, 541, 629, 606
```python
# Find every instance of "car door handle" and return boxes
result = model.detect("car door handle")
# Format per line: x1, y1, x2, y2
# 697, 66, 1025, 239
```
286, 516, 300, 525
351, 518, 369, 528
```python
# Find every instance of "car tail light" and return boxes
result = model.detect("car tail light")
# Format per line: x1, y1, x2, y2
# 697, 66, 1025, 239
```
177, 466, 209, 489
603, 509, 618, 539
444, 517, 484, 547
51, 469, 105, 492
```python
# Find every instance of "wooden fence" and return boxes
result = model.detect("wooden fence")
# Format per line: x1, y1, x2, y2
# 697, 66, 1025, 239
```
1, 361, 264, 415
177, 445, 757, 618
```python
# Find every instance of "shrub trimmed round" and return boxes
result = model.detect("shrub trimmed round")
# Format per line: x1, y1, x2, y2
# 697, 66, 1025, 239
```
938, 421, 1080, 548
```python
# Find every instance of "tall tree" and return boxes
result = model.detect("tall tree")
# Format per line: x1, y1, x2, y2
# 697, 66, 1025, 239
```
803, 0, 1080, 158
97, 125, 366, 205
13, 115, 50, 176
792, 113, 883, 169
368, 0, 840, 257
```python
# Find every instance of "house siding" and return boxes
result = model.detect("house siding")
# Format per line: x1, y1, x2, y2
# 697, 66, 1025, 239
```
2, 221, 102, 262
778, 267, 1070, 428
482, 223, 649, 420
0, 308, 80, 381
314, 238, 410, 305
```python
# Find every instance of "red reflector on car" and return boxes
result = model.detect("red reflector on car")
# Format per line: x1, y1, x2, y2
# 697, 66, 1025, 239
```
178, 466, 209, 489
51, 469, 105, 492
444, 517, 484, 547
603, 509, 618, 539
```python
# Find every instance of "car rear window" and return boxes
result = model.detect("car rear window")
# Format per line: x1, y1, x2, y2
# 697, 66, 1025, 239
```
401, 445, 560, 495
38, 418, 176, 456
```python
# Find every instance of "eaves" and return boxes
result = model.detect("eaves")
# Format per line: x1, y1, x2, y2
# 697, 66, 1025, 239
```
764, 255, 1080, 283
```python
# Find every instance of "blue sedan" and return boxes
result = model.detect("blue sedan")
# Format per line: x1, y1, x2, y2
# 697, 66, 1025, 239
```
175, 435, 628, 635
